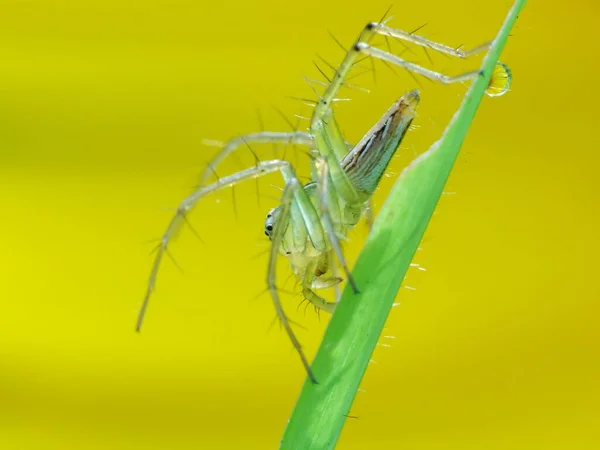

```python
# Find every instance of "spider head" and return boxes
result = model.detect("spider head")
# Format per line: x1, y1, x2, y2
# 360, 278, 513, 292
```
264, 208, 277, 239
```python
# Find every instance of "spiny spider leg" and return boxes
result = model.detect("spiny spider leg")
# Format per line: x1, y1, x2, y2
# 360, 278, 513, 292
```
370, 23, 491, 58
198, 131, 313, 186
138, 159, 330, 383
329, 253, 342, 303
266, 178, 318, 383
313, 157, 358, 293
312, 24, 488, 129
354, 43, 481, 85
302, 259, 337, 314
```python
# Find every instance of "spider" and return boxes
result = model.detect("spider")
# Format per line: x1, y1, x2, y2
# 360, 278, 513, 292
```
135, 13, 511, 383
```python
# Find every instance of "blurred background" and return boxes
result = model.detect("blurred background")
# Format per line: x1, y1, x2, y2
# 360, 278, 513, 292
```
1, 0, 599, 448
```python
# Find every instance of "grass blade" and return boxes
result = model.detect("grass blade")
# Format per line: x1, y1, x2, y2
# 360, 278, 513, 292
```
280, 1, 527, 448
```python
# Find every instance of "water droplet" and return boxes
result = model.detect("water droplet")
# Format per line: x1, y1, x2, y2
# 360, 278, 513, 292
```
485, 62, 512, 97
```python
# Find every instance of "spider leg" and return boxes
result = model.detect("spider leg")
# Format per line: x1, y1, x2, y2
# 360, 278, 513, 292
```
370, 23, 491, 59
353, 43, 481, 85
137, 160, 294, 331
266, 178, 319, 384
311, 21, 493, 129
138, 158, 329, 382
314, 157, 359, 293
301, 260, 336, 314
198, 131, 312, 186
328, 252, 342, 303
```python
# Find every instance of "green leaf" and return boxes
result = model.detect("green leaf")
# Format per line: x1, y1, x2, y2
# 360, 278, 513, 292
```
280, 1, 527, 448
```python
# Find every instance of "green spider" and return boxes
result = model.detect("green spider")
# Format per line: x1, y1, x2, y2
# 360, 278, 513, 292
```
136, 15, 511, 383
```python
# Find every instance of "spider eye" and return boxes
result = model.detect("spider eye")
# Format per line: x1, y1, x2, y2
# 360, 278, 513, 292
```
266, 225, 273, 231
264, 231, 269, 236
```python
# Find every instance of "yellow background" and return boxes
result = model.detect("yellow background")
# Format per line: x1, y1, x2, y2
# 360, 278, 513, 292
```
1, 0, 599, 448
